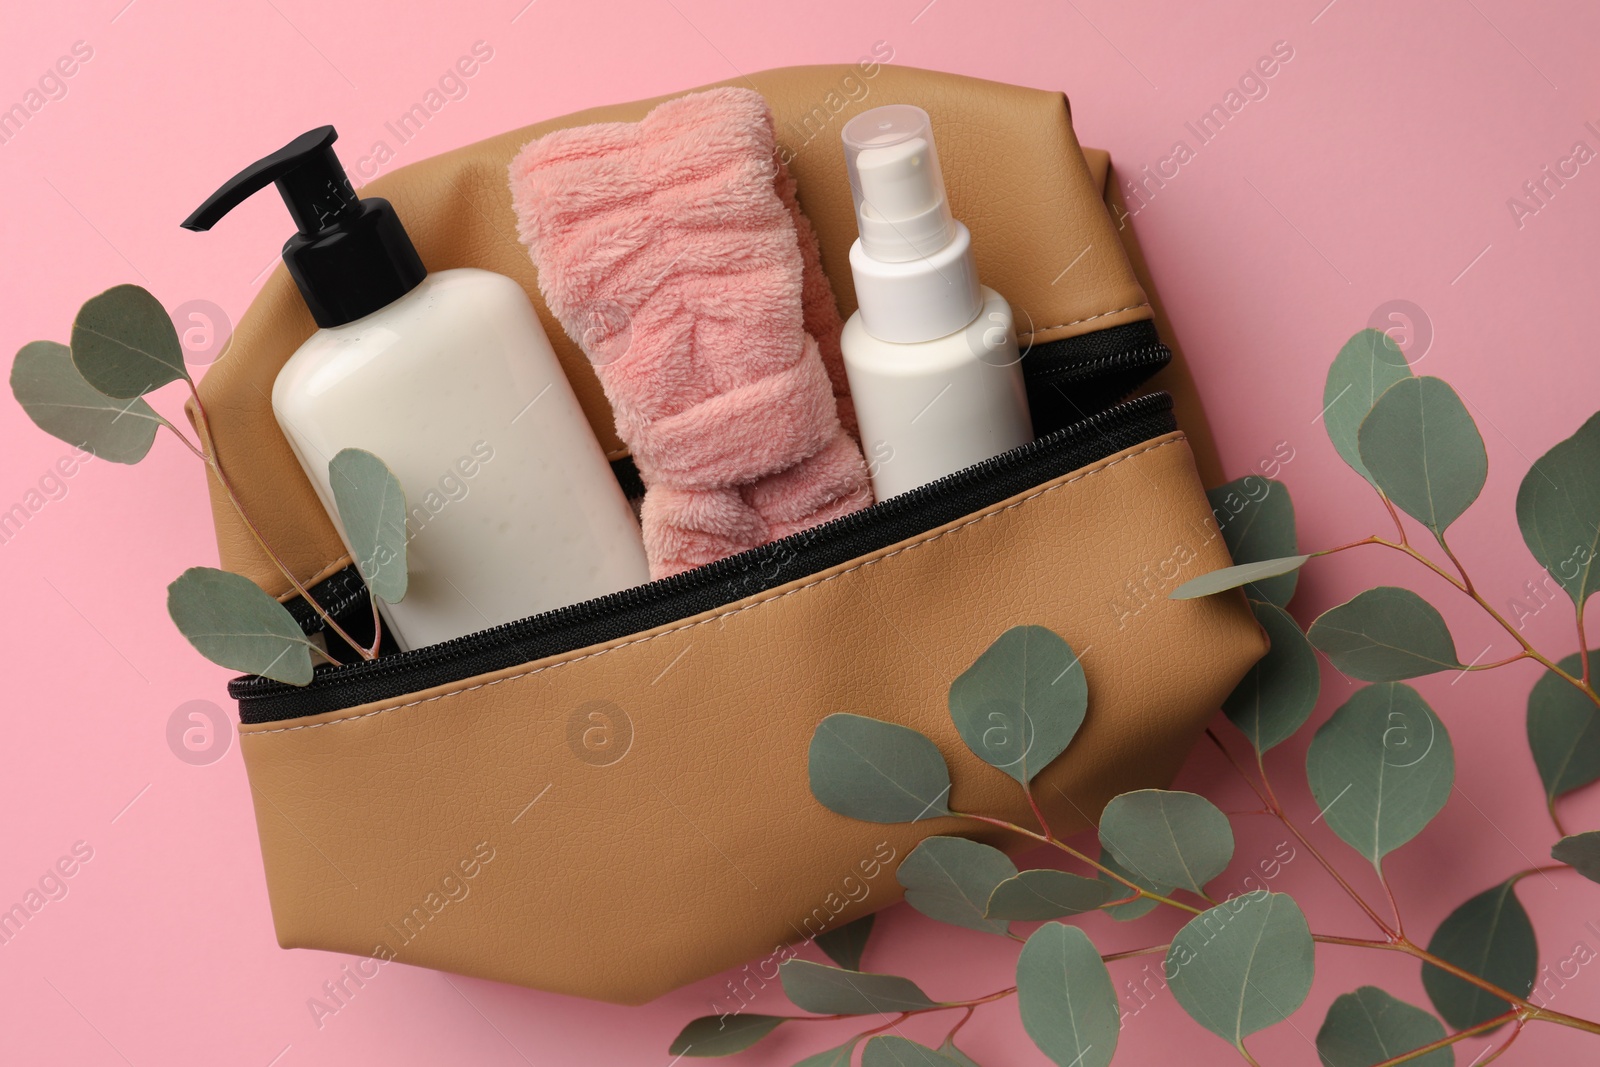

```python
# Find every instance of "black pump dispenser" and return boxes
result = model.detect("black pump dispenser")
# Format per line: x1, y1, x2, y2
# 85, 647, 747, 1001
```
182, 126, 426, 328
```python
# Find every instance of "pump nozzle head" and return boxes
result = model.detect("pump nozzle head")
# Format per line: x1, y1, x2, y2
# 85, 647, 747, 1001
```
841, 105, 956, 264
183, 126, 425, 328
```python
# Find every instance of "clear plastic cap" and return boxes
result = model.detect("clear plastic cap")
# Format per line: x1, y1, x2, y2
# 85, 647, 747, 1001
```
842, 104, 957, 264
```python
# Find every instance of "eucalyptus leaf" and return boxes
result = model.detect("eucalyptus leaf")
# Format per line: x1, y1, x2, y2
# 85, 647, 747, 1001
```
166, 567, 316, 685
1527, 650, 1600, 802
808, 714, 951, 824
1306, 683, 1454, 867
70, 283, 188, 398
1551, 832, 1600, 884
1207, 477, 1299, 605
1359, 376, 1487, 538
1422, 880, 1536, 1030
779, 959, 936, 1015
816, 914, 874, 971
937, 1039, 982, 1067
946, 626, 1087, 784
1171, 556, 1311, 601
1316, 986, 1452, 1067
1308, 587, 1462, 680
1324, 328, 1413, 484
11, 340, 164, 463
1224, 601, 1320, 753
986, 869, 1115, 921
861, 1036, 958, 1067
896, 837, 1016, 935
792, 1041, 858, 1067
1166, 892, 1315, 1045
1099, 789, 1234, 896
667, 1014, 785, 1057
1515, 412, 1600, 610
1016, 923, 1119, 1067
1097, 849, 1168, 920
328, 447, 409, 603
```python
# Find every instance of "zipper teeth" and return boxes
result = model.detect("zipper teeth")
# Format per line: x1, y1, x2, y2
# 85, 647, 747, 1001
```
233, 390, 1174, 717
1027, 342, 1170, 384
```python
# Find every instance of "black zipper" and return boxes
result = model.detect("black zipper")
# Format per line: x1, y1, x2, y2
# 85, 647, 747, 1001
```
1021, 320, 1172, 437
232, 391, 1178, 723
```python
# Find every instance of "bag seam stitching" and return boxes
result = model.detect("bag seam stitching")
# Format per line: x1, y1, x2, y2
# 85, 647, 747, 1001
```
246, 434, 1185, 736
1020, 303, 1150, 337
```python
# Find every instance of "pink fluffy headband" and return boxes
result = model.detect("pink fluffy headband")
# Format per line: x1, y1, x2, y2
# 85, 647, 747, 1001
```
509, 86, 870, 579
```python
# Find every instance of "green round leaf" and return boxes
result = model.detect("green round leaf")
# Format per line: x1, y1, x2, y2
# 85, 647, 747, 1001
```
896, 836, 1017, 935
667, 1014, 786, 1057
778, 959, 936, 1015
70, 283, 188, 398
11, 341, 165, 463
1224, 601, 1320, 753
1324, 328, 1413, 484
808, 714, 951, 824
1308, 587, 1462, 680
1017, 923, 1119, 1067
1516, 412, 1600, 610
1171, 556, 1311, 601
947, 626, 1086, 784
1097, 848, 1168, 921
1527, 650, 1600, 802
1167, 892, 1315, 1045
815, 914, 874, 971
1099, 789, 1234, 896
986, 869, 1116, 921
1207, 476, 1300, 606
1316, 986, 1452, 1067
1552, 832, 1600, 884
793, 1041, 858, 1067
861, 1036, 960, 1067
1358, 376, 1487, 538
328, 447, 409, 604
166, 567, 315, 685
1422, 880, 1536, 1031
1306, 683, 1454, 867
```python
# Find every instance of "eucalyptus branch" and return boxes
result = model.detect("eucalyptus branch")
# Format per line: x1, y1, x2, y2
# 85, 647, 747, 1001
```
184, 379, 376, 660
1316, 531, 1600, 709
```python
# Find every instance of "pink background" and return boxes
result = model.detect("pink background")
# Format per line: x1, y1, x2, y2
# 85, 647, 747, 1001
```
4, 0, 1598, 1063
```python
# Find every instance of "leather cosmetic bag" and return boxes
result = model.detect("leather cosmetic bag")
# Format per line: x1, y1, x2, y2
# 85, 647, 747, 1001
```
197, 63, 1266, 1004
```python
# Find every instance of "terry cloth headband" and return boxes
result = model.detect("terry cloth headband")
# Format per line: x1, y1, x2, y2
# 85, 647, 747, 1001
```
510, 86, 870, 578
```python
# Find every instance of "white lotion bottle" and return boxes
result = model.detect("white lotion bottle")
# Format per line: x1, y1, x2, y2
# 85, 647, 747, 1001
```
838, 105, 1033, 499
184, 126, 649, 651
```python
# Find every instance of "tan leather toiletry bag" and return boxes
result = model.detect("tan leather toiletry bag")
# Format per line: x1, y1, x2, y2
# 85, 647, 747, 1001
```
199, 64, 1266, 1004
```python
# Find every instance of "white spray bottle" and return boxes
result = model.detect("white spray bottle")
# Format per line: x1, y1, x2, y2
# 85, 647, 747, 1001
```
839, 105, 1033, 499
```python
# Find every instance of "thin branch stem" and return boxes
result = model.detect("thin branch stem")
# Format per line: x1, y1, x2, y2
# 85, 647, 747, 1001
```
159, 419, 208, 461
942, 1006, 975, 1047
952, 811, 1203, 915
1367, 1010, 1519, 1067
1376, 862, 1406, 939
1234, 1036, 1263, 1067
1101, 944, 1169, 964
185, 380, 374, 660
1021, 782, 1054, 842
1379, 491, 1408, 544
1475, 1019, 1526, 1066
1549, 797, 1572, 839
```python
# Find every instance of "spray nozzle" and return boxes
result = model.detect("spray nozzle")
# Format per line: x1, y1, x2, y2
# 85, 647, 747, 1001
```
841, 105, 956, 264
183, 126, 425, 328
